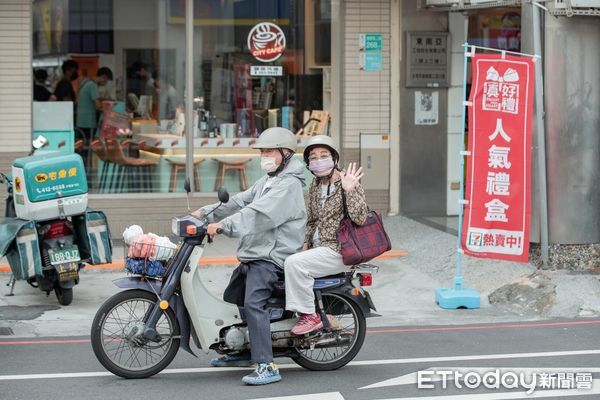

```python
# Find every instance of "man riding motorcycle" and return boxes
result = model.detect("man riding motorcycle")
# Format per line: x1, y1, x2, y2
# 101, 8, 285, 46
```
194, 127, 307, 385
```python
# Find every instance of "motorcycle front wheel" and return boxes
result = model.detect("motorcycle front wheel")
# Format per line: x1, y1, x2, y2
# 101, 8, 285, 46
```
91, 289, 180, 379
292, 292, 366, 371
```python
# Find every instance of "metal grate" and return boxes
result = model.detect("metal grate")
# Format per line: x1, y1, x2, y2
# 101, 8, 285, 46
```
0, 327, 14, 336
423, 0, 522, 12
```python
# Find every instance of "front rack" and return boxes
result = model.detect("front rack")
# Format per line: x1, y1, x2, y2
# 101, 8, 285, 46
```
124, 242, 179, 278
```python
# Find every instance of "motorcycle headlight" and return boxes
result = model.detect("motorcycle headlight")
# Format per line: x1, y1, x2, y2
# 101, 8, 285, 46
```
171, 215, 205, 238
171, 217, 180, 236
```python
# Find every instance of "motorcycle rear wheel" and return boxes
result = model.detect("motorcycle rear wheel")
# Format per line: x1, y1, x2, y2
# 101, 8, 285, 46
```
292, 292, 366, 371
91, 289, 180, 379
54, 287, 73, 306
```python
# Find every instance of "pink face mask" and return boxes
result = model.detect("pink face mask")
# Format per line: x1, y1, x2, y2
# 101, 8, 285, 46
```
309, 157, 335, 177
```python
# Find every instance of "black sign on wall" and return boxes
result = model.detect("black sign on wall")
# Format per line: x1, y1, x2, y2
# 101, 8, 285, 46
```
406, 31, 450, 88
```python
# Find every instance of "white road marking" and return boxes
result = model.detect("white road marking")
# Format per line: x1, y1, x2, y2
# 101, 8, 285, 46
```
0, 349, 598, 381
0, 367, 252, 381
372, 380, 600, 400
361, 367, 600, 389
248, 392, 345, 400
349, 349, 600, 367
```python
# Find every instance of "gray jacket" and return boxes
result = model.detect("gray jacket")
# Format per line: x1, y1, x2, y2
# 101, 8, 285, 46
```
201, 158, 307, 268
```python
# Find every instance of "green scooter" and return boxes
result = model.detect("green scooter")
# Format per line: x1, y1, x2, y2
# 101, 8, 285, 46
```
1, 135, 90, 305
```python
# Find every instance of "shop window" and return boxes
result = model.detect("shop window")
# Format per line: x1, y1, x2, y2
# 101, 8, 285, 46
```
31, 0, 333, 195
468, 8, 521, 52
68, 0, 114, 54
314, 0, 331, 65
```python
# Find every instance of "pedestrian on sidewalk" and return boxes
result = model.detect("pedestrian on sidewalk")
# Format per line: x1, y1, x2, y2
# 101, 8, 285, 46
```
285, 135, 368, 335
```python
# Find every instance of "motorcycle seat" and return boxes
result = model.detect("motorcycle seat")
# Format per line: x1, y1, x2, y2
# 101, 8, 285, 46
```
313, 273, 348, 289
271, 272, 349, 298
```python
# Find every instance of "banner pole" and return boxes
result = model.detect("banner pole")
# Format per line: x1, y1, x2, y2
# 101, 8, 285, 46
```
532, 2, 550, 266
461, 43, 540, 60
435, 43, 480, 310
455, 43, 470, 290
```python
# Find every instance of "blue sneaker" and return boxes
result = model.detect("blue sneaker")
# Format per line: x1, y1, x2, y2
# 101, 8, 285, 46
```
241, 362, 282, 385
210, 353, 253, 367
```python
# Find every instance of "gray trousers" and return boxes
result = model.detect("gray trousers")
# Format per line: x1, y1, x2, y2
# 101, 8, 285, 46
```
241, 260, 281, 364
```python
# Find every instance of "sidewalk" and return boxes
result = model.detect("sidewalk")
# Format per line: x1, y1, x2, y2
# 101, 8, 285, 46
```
1, 216, 599, 338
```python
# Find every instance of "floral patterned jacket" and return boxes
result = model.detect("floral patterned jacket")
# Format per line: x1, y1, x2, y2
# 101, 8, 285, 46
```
305, 177, 368, 253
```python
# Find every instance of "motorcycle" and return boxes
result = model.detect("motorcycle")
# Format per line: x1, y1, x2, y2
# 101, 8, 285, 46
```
1, 136, 88, 305
91, 180, 378, 378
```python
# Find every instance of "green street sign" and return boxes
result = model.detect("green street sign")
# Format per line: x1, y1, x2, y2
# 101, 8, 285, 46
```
359, 33, 382, 52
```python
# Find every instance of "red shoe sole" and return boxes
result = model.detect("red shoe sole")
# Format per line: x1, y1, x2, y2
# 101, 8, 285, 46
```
291, 321, 324, 335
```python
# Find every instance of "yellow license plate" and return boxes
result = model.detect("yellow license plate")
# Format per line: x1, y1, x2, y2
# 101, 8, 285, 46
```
56, 262, 79, 282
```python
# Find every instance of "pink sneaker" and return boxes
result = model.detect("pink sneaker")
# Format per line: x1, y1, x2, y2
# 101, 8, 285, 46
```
291, 313, 324, 335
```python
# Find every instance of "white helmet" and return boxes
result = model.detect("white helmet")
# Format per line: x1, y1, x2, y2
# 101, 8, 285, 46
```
303, 135, 339, 164
252, 127, 297, 153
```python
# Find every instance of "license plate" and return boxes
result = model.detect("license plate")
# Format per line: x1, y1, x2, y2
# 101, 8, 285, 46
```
48, 247, 81, 265
56, 262, 79, 282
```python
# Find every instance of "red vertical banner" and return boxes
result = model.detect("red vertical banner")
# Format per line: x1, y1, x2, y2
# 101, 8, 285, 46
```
462, 54, 534, 263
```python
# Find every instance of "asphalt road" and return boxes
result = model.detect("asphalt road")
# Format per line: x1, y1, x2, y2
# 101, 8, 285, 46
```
1, 319, 599, 400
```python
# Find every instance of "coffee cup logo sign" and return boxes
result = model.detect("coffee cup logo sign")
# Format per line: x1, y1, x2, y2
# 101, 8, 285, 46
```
248, 22, 286, 63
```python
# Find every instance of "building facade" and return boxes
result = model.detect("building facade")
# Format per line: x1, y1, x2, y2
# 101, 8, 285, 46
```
0, 0, 598, 256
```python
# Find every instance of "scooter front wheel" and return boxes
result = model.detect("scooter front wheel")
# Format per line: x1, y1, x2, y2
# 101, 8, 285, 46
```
91, 289, 180, 379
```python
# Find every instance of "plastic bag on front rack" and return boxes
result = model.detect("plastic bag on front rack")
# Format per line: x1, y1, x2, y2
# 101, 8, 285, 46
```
121, 226, 177, 278
125, 258, 166, 277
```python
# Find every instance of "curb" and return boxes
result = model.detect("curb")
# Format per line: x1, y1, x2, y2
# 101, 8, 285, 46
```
0, 251, 407, 273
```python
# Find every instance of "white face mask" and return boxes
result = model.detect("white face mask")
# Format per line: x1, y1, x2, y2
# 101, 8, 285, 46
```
260, 156, 278, 173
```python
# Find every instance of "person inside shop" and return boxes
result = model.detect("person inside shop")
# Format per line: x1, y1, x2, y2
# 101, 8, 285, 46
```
193, 128, 307, 386
152, 70, 178, 120
54, 59, 79, 102
33, 69, 56, 101
284, 135, 367, 335
127, 62, 155, 115
131, 61, 154, 96
75, 67, 113, 166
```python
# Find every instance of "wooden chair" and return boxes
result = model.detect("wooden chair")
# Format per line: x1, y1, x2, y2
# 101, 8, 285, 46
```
104, 139, 158, 193
213, 158, 252, 192
295, 110, 331, 139
165, 157, 204, 192
90, 139, 112, 192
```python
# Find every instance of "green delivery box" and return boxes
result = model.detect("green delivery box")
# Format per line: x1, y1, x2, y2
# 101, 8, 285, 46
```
12, 153, 88, 221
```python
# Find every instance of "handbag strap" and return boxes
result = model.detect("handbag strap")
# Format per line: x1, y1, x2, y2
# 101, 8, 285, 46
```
340, 186, 350, 219
340, 184, 371, 219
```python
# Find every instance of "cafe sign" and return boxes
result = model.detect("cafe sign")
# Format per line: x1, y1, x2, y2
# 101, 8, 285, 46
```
248, 22, 286, 63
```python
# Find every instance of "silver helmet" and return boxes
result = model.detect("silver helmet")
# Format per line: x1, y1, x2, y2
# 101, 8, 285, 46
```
252, 127, 297, 153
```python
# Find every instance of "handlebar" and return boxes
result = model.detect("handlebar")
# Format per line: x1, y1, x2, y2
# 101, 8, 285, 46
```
206, 227, 223, 244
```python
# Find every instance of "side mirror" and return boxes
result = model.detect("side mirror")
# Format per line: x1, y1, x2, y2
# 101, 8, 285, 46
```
217, 187, 229, 203
32, 135, 48, 150
184, 177, 191, 194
